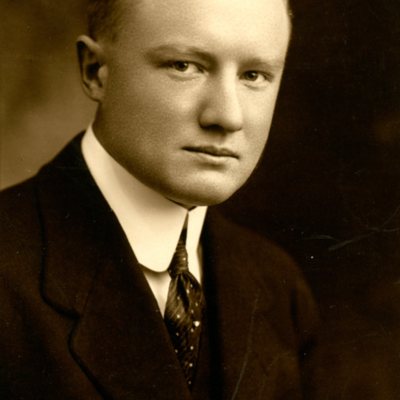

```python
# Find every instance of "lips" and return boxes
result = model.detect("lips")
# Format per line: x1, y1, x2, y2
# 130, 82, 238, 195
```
183, 146, 239, 158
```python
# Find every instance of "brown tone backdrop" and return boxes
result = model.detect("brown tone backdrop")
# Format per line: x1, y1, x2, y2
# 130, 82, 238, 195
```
1, 1, 400, 397
0, 0, 95, 188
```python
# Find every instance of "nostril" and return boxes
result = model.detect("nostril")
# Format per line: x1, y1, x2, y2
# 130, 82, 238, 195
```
199, 123, 229, 134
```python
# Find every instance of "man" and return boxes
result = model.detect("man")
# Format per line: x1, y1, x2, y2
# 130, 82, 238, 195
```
0, 0, 318, 399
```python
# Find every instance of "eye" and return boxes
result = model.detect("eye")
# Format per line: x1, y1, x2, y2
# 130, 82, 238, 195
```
241, 70, 271, 86
167, 61, 202, 74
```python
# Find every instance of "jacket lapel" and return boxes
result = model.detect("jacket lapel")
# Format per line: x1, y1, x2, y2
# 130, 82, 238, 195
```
37, 138, 192, 399
69, 231, 191, 400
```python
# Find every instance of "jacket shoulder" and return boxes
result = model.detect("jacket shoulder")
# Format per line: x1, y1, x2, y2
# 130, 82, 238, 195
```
0, 178, 41, 241
0, 179, 42, 280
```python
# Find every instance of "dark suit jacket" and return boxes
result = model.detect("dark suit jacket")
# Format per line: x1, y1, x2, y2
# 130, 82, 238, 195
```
0, 136, 318, 399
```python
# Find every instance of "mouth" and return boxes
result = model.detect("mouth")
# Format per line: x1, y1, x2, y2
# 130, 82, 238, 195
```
183, 146, 239, 159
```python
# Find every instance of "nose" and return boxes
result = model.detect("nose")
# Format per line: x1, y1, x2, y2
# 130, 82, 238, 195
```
199, 77, 244, 133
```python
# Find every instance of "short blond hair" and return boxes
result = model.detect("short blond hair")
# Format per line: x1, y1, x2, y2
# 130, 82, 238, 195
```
87, 0, 292, 41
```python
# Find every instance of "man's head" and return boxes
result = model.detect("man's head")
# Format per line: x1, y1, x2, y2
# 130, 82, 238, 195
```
78, 0, 291, 208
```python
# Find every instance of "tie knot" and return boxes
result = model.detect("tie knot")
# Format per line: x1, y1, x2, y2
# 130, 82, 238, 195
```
168, 237, 189, 278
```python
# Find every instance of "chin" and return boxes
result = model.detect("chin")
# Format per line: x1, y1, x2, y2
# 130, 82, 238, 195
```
166, 184, 240, 208
148, 172, 248, 208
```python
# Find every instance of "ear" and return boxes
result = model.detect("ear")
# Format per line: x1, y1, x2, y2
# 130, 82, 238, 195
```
77, 35, 108, 102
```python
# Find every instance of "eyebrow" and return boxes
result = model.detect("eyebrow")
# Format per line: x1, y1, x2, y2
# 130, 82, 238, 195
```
146, 44, 286, 72
146, 45, 214, 63
242, 57, 286, 72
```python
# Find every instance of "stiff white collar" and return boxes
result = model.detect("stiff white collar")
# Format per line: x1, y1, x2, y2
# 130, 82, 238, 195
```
81, 126, 207, 279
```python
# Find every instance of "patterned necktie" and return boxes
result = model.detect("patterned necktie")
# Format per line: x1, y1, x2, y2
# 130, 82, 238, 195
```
164, 227, 204, 388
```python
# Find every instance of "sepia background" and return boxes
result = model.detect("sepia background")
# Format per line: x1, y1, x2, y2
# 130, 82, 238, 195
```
1, 0, 400, 397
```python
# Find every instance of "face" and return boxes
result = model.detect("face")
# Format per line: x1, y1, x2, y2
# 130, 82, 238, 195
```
89, 0, 291, 207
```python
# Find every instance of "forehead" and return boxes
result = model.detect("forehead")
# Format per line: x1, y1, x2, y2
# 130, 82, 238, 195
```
120, 0, 289, 27
117, 0, 289, 16
115, 0, 290, 59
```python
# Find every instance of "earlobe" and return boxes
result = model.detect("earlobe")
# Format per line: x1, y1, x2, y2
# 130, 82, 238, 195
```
76, 35, 108, 102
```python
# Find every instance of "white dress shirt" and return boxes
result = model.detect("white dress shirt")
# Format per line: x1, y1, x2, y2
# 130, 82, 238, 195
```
81, 126, 207, 314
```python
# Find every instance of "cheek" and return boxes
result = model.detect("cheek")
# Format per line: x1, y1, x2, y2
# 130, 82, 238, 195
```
243, 86, 279, 126
244, 104, 274, 146
122, 82, 197, 133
